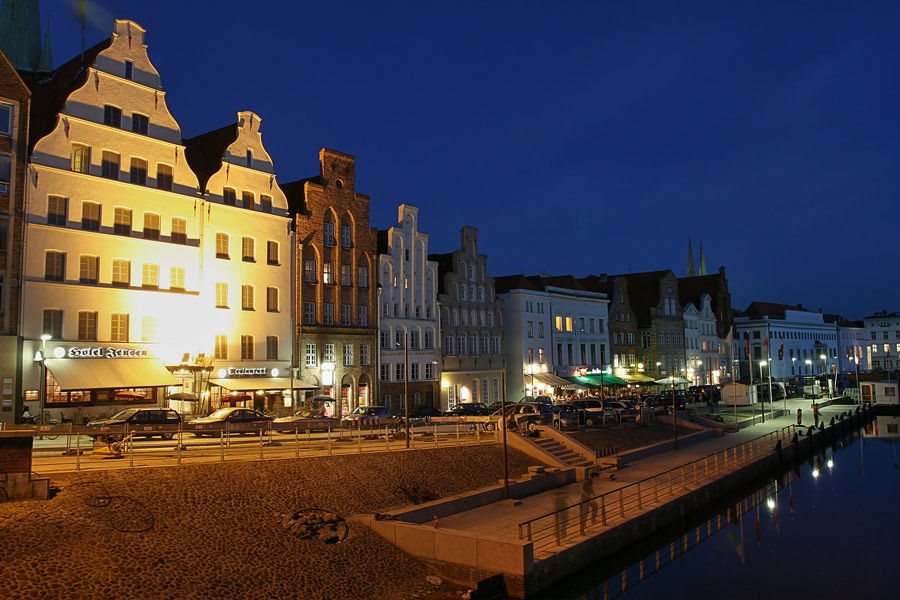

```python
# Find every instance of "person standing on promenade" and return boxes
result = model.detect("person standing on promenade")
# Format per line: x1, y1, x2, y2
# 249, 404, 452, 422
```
554, 491, 569, 540
579, 472, 599, 534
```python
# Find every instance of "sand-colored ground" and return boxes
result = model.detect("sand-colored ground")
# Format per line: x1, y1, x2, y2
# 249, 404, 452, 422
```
0, 446, 537, 600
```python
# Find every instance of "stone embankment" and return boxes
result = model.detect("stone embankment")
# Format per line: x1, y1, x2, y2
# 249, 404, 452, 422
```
0, 446, 536, 600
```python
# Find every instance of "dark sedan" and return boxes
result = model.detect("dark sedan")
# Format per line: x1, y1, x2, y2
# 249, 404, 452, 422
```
444, 402, 491, 417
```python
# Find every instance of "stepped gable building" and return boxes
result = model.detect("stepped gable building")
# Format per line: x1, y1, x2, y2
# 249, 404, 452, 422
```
376, 204, 440, 411
21, 20, 206, 414
603, 270, 684, 378
183, 111, 295, 412
282, 149, 377, 415
430, 226, 504, 410
0, 49, 30, 423
677, 266, 732, 339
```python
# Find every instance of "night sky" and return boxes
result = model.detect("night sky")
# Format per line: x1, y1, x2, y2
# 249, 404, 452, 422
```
36, 0, 900, 320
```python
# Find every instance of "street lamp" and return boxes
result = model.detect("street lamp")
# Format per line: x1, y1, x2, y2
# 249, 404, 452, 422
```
758, 359, 769, 423
819, 354, 828, 397
398, 331, 410, 449
656, 361, 662, 378
671, 373, 678, 450
527, 362, 536, 397
35, 334, 51, 427
853, 355, 861, 404
321, 362, 335, 416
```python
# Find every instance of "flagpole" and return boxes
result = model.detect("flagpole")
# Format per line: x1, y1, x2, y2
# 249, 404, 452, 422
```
748, 336, 755, 425
767, 323, 774, 420
730, 330, 737, 426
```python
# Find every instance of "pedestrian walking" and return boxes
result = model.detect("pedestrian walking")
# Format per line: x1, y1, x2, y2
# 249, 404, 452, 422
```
796, 408, 802, 426
579, 473, 599, 534
813, 403, 819, 427
554, 491, 569, 540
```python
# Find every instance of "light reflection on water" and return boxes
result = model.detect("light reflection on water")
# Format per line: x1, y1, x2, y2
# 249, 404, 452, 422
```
531, 419, 900, 600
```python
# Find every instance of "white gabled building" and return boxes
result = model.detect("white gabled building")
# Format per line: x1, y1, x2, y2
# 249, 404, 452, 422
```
683, 294, 721, 385
863, 311, 900, 373
21, 20, 292, 419
184, 111, 294, 413
376, 204, 440, 411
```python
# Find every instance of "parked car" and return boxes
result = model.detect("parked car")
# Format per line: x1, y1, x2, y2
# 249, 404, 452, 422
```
86, 407, 182, 442
190, 408, 272, 436
444, 402, 491, 417
342, 405, 392, 422
518, 395, 553, 405
272, 409, 339, 433
604, 400, 639, 421
485, 402, 554, 431
392, 404, 444, 427
570, 399, 614, 426
551, 404, 582, 429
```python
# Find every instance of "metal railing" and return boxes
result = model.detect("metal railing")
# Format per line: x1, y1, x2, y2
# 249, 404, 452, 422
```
2, 420, 495, 473
517, 425, 798, 554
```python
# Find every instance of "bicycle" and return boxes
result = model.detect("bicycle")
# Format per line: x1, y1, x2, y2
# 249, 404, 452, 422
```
34, 410, 60, 440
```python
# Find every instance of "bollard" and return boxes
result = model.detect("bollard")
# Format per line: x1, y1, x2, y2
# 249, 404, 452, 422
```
259, 429, 264, 460
456, 423, 460, 446
129, 428, 134, 468
385, 425, 390, 452
76, 433, 81, 471
358, 425, 363, 454
295, 428, 300, 459
434, 423, 439, 447
220, 427, 226, 462
177, 423, 182, 466
328, 428, 332, 456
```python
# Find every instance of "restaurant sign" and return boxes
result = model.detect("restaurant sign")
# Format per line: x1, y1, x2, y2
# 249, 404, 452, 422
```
227, 367, 269, 377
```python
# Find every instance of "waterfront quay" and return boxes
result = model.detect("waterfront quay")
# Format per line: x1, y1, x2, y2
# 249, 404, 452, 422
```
365, 398, 875, 598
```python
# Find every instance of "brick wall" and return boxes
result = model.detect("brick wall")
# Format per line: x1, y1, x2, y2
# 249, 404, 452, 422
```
0, 436, 33, 474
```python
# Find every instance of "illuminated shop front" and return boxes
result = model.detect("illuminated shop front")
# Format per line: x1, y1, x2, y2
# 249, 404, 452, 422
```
23, 341, 179, 417
208, 365, 316, 413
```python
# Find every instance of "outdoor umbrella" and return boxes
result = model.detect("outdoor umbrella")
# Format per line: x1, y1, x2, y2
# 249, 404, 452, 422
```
654, 377, 690, 385
166, 392, 199, 401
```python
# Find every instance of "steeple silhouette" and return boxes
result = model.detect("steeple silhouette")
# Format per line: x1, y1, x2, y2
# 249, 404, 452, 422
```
687, 237, 696, 277
699, 240, 707, 276
0, 0, 43, 72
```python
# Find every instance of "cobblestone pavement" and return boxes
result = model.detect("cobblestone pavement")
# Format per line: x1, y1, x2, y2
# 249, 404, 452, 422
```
0, 446, 536, 600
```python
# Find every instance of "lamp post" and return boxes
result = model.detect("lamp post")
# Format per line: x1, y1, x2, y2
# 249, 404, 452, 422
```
321, 362, 335, 415
401, 331, 409, 448
819, 354, 828, 398
671, 373, 678, 450
854, 355, 861, 404
758, 359, 768, 423
527, 362, 536, 397
36, 334, 51, 428
431, 361, 439, 409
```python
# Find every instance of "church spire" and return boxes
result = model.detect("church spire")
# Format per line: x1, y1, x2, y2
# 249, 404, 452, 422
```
0, 0, 43, 72
687, 237, 696, 277
37, 17, 52, 73
699, 240, 707, 276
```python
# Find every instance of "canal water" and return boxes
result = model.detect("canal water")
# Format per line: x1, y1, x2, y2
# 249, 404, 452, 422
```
531, 416, 900, 600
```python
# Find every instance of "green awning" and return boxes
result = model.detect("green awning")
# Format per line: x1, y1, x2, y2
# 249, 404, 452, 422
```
581, 374, 629, 386
565, 376, 598, 389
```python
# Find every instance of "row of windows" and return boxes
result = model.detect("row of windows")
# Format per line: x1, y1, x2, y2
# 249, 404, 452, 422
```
47, 197, 187, 242
42, 309, 165, 344
452, 283, 489, 303
383, 302, 434, 320
303, 302, 368, 327
215, 283, 280, 312
215, 233, 280, 264
746, 330, 837, 341
379, 329, 436, 350
303, 260, 368, 287
554, 342, 606, 367
0, 102, 13, 137
447, 308, 497, 328
871, 331, 900, 340
611, 332, 635, 346
523, 300, 545, 314
45, 252, 187, 289
304, 343, 370, 367
212, 334, 279, 360
553, 315, 606, 334
321, 222, 353, 248
442, 335, 502, 356
446, 378, 501, 406
379, 362, 436, 381
220, 186, 273, 212
871, 343, 900, 355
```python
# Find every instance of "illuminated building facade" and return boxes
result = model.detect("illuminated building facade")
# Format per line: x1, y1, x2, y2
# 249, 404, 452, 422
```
377, 204, 440, 411
283, 149, 378, 415
20, 20, 293, 418
431, 227, 505, 410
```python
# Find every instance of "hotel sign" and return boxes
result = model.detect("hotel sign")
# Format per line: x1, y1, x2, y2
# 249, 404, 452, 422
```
62, 346, 149, 358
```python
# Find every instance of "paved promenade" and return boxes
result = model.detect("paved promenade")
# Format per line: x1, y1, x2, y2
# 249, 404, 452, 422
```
435, 397, 856, 542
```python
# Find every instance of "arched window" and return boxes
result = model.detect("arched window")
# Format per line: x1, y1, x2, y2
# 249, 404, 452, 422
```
487, 312, 494, 327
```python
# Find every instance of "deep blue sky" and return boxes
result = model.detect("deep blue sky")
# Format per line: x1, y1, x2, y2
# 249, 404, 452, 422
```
38, 0, 900, 320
